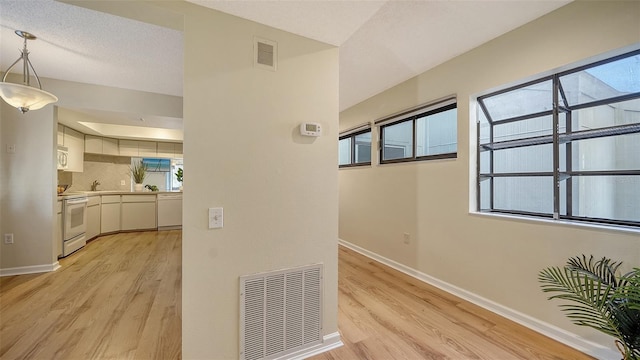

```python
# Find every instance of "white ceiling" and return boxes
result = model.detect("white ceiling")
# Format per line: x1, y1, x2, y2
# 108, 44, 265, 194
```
0, 0, 183, 96
189, 0, 570, 111
0, 0, 570, 140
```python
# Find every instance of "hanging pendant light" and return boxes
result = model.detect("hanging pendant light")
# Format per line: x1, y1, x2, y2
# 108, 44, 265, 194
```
0, 30, 58, 114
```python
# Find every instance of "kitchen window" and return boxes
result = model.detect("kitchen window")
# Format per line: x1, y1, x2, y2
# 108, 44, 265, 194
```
339, 124, 372, 168
377, 97, 457, 164
477, 49, 640, 228
171, 160, 183, 191
132, 158, 183, 191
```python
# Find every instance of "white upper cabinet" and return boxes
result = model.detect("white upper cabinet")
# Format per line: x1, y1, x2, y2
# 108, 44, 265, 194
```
174, 143, 183, 158
138, 141, 157, 157
119, 140, 157, 157
69, 128, 182, 159
102, 137, 119, 155
156, 142, 183, 159
84, 135, 102, 154
156, 142, 174, 158
119, 139, 139, 156
57, 124, 64, 146
85, 135, 120, 156
63, 127, 84, 172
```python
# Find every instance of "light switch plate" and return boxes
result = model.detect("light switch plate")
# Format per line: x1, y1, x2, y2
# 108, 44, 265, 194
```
208, 207, 223, 229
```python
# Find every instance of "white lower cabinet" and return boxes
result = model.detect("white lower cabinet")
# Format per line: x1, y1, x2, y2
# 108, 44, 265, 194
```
96, 193, 160, 236
157, 193, 182, 228
86, 196, 101, 240
121, 195, 157, 231
101, 195, 121, 234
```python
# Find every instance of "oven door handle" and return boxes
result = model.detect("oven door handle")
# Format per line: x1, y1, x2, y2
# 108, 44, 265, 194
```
66, 197, 88, 205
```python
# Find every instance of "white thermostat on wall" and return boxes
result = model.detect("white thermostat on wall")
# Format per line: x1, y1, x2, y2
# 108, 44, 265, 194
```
300, 122, 322, 137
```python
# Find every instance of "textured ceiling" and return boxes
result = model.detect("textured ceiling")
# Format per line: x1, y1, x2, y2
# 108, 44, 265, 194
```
0, 0, 571, 140
190, 0, 571, 110
187, 0, 388, 47
0, 0, 183, 97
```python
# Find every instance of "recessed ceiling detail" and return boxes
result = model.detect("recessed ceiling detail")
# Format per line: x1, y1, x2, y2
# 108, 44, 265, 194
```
78, 122, 183, 142
56, 107, 183, 141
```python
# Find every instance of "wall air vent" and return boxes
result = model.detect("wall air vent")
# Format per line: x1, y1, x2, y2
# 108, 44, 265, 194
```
240, 263, 323, 360
254, 37, 277, 71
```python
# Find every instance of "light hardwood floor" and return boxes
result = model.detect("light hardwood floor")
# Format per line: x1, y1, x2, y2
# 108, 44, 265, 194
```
310, 246, 594, 360
1, 232, 593, 360
0, 230, 181, 360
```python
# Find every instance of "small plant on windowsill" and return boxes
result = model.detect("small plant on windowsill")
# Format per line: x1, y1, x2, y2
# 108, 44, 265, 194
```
539, 255, 640, 360
130, 160, 148, 192
175, 168, 183, 191
145, 184, 159, 192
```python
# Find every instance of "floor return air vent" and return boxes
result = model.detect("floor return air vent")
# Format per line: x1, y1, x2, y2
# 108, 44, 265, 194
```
240, 263, 323, 360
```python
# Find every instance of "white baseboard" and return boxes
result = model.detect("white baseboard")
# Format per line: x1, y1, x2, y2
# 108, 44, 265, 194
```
158, 225, 182, 231
338, 239, 619, 360
0, 261, 61, 277
276, 332, 343, 360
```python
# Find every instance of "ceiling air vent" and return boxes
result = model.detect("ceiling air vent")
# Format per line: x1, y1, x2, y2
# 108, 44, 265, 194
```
254, 37, 277, 71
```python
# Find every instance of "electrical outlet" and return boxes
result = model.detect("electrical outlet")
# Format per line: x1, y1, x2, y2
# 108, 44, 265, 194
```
120, 180, 126, 186
403, 233, 410, 245
6, 144, 15, 154
4, 233, 14, 244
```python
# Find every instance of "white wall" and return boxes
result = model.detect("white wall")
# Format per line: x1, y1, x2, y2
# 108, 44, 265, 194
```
180, 5, 339, 359
339, 1, 639, 357
0, 104, 57, 270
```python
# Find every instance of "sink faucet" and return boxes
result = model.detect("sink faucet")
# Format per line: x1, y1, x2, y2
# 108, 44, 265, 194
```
91, 180, 100, 191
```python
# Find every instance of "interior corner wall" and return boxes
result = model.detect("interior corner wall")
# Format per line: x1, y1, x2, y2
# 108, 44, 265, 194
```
181, 6, 339, 359
339, 1, 639, 356
0, 103, 56, 270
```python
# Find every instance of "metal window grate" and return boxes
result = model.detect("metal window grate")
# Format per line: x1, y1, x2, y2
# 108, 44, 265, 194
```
476, 49, 640, 227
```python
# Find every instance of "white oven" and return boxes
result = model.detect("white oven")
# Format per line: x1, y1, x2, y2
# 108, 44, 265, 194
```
62, 195, 88, 257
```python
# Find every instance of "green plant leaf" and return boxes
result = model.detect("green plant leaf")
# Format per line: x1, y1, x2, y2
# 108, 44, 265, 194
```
566, 255, 621, 287
539, 258, 640, 359
130, 160, 148, 184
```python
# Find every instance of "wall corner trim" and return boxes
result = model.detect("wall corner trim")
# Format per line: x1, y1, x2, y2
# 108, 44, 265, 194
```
0, 262, 61, 277
275, 332, 343, 360
338, 239, 619, 360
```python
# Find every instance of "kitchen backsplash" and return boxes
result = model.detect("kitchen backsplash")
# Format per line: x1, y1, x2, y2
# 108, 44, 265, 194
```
59, 154, 132, 191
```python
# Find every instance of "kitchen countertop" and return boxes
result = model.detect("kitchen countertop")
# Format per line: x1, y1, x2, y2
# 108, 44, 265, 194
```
58, 190, 182, 200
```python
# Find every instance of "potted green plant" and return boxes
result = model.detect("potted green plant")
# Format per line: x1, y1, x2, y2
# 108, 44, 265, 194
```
130, 160, 148, 192
145, 184, 159, 192
539, 255, 640, 360
175, 167, 183, 191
